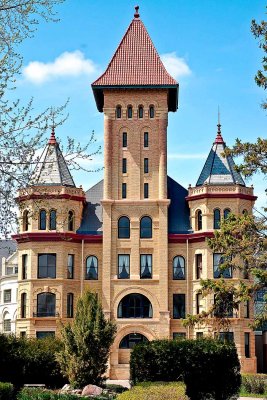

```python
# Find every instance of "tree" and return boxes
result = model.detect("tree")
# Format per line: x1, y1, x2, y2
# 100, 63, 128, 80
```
0, 1, 101, 238
57, 291, 116, 388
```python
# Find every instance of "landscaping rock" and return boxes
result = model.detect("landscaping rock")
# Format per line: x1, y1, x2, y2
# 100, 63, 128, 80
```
61, 384, 72, 392
82, 384, 103, 396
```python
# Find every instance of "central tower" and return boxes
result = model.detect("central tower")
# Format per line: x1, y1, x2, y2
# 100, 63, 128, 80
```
92, 6, 178, 378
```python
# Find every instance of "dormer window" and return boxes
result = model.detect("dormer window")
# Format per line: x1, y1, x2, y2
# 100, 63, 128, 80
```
116, 105, 122, 119
127, 105, 133, 119
149, 105, 155, 118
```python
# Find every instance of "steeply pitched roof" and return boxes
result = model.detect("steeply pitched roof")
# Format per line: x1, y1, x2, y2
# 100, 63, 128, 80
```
77, 180, 103, 234
167, 176, 191, 233
196, 125, 245, 186
92, 6, 178, 112
31, 130, 76, 187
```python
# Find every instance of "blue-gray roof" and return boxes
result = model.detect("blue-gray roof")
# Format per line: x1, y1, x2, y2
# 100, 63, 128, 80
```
167, 176, 191, 234
77, 180, 103, 234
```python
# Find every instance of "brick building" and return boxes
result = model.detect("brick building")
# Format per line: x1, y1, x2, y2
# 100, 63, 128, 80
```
14, 7, 258, 378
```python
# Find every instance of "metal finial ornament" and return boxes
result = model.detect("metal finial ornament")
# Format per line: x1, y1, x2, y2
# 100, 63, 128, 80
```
214, 106, 224, 144
217, 106, 221, 134
134, 5, 140, 18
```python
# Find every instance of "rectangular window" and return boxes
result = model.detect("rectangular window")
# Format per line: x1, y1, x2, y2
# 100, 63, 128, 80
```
245, 332, 250, 358
36, 331, 55, 339
22, 254, 28, 280
122, 158, 127, 174
140, 254, 152, 279
144, 132, 149, 147
196, 332, 203, 339
196, 254, 202, 279
118, 254, 130, 279
214, 293, 233, 318
122, 183, 127, 199
213, 253, 232, 278
20, 331, 26, 338
196, 293, 202, 314
67, 293, 74, 318
4, 289, 11, 303
67, 254, 74, 279
123, 132, 127, 148
173, 332, 186, 340
144, 158, 149, 174
3, 319, 11, 332
244, 300, 250, 318
219, 332, 234, 343
144, 183, 149, 198
38, 254, 56, 279
173, 294, 186, 319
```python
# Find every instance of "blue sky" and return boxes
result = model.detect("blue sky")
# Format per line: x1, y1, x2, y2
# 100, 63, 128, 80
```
16, 0, 266, 209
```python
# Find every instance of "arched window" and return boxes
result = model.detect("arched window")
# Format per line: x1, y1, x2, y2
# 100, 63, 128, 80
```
21, 293, 27, 318
140, 216, 152, 238
23, 210, 29, 231
116, 105, 121, 119
85, 256, 98, 280
118, 293, 153, 318
3, 312, 11, 332
119, 333, 148, 349
118, 216, 130, 239
49, 210, 57, 230
243, 209, 248, 215
37, 292, 56, 317
127, 105, 133, 119
196, 210, 202, 231
39, 210, 47, 230
68, 210, 74, 231
149, 105, 155, 118
214, 209, 221, 229
224, 208, 230, 219
173, 256, 186, 280
138, 106, 144, 119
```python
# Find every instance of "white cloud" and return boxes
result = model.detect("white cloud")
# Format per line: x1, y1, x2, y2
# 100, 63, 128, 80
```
23, 50, 97, 84
169, 153, 206, 160
161, 52, 191, 79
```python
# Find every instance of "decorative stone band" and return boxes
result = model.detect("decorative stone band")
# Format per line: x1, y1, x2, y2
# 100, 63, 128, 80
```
186, 193, 257, 202
16, 193, 86, 202
12, 232, 102, 244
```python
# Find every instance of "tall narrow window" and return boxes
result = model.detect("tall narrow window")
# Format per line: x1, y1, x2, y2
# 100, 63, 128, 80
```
196, 293, 201, 314
122, 183, 127, 199
144, 132, 149, 147
85, 256, 98, 280
224, 208, 230, 219
122, 158, 127, 174
67, 254, 74, 279
213, 209, 221, 229
39, 210, 47, 230
22, 254, 28, 280
116, 105, 121, 119
140, 254, 152, 279
38, 254, 56, 279
144, 158, 149, 174
37, 292, 55, 317
196, 210, 202, 230
149, 105, 155, 118
23, 210, 29, 231
118, 254, 130, 279
213, 253, 232, 278
138, 105, 143, 118
173, 294, 186, 319
67, 293, 74, 318
244, 300, 250, 318
123, 132, 127, 148
196, 254, 202, 279
118, 216, 130, 239
245, 333, 250, 358
144, 183, 149, 198
49, 210, 57, 230
21, 293, 27, 318
68, 211, 74, 231
140, 216, 152, 238
127, 105, 132, 118
173, 256, 185, 280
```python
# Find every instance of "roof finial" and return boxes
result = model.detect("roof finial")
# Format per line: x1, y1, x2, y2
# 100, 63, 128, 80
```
134, 5, 140, 19
214, 106, 224, 144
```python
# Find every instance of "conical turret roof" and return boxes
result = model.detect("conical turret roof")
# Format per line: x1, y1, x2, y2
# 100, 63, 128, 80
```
31, 129, 75, 187
196, 124, 245, 186
92, 6, 178, 112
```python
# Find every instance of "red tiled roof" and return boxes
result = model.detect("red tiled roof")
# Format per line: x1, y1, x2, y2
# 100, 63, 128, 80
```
92, 18, 177, 87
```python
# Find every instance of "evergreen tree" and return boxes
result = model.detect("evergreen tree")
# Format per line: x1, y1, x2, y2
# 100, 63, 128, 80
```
57, 291, 116, 388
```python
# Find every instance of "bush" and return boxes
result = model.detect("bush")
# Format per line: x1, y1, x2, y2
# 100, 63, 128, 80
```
117, 382, 187, 400
17, 387, 90, 399
130, 338, 241, 400
0, 382, 13, 400
242, 374, 267, 394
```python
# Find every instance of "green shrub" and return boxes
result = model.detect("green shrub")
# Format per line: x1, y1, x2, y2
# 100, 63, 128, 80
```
104, 383, 128, 393
0, 382, 13, 400
130, 338, 241, 400
242, 374, 267, 394
17, 387, 91, 399
117, 382, 187, 400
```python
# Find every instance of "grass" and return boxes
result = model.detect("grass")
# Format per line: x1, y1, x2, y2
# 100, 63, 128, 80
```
117, 382, 188, 400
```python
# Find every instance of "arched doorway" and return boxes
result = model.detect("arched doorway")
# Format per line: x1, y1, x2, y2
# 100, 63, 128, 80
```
118, 332, 148, 365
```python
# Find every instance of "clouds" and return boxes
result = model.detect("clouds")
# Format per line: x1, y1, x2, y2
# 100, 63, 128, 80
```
23, 51, 98, 84
161, 52, 191, 79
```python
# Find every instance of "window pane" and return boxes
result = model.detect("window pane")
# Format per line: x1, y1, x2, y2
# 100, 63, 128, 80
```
118, 294, 152, 318
68, 211, 74, 231
140, 216, 152, 238
123, 132, 127, 147
22, 254, 28, 280
122, 183, 127, 199
122, 158, 127, 174
245, 333, 250, 358
138, 106, 143, 119
144, 158, 149, 174
140, 255, 152, 279
38, 254, 56, 279
127, 106, 132, 118
149, 106, 154, 118
219, 332, 234, 343
4, 289, 11, 303
144, 132, 148, 147
173, 332, 186, 340
197, 210, 202, 230
4, 319, 11, 332
144, 183, 149, 198
49, 210, 56, 230
36, 331, 55, 339
119, 333, 148, 349
118, 217, 130, 239
173, 256, 185, 280
224, 209, 230, 219
86, 256, 98, 280
213, 253, 232, 278
196, 254, 202, 279
37, 293, 56, 317
116, 106, 121, 119
214, 209, 221, 229
39, 210, 46, 230
67, 254, 74, 279
173, 294, 185, 319
118, 255, 130, 279
67, 293, 74, 318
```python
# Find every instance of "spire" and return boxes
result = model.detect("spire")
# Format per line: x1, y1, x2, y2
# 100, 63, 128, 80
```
92, 7, 178, 112
30, 129, 76, 187
196, 120, 245, 187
